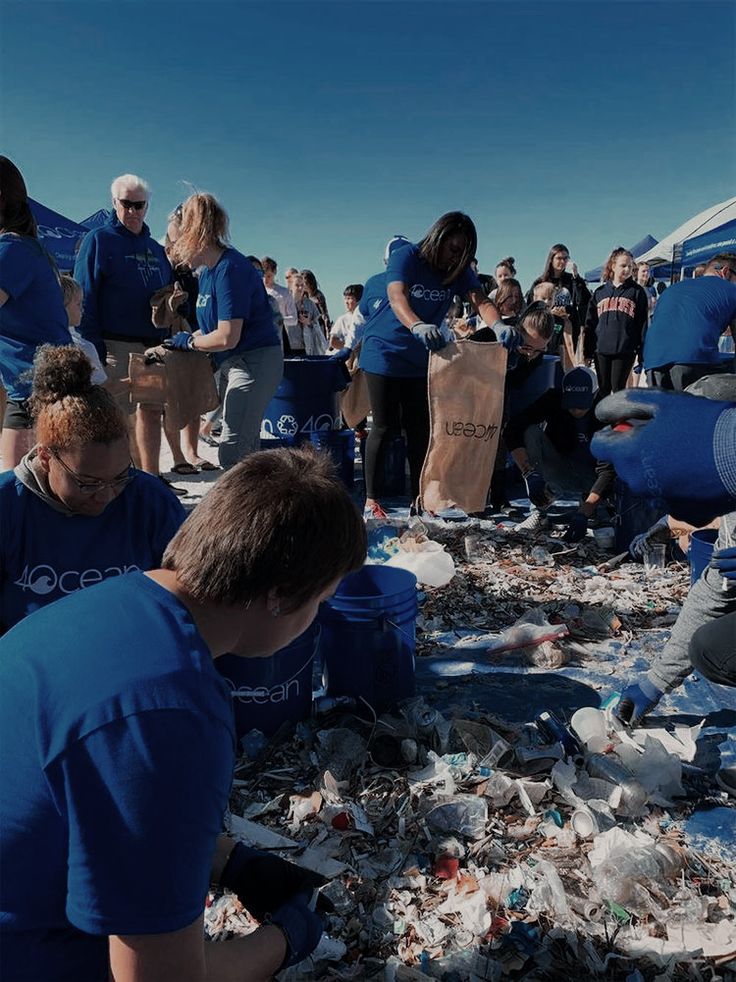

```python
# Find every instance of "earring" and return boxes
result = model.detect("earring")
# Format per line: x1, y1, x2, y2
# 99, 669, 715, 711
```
271, 603, 281, 618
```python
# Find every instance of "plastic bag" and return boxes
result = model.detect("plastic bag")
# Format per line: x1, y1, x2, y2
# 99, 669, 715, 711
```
386, 539, 455, 586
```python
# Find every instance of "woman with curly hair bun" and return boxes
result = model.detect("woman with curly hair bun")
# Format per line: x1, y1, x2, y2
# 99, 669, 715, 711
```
0, 345, 185, 634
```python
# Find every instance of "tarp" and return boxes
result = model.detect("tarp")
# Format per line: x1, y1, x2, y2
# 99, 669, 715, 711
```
681, 218, 736, 268
28, 198, 88, 272
584, 234, 658, 282
80, 208, 112, 230
637, 197, 736, 268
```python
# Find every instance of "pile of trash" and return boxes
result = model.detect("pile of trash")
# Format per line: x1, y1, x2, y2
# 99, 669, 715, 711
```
212, 696, 736, 979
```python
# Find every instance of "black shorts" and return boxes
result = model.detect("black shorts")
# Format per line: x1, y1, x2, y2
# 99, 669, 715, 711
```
3, 398, 33, 430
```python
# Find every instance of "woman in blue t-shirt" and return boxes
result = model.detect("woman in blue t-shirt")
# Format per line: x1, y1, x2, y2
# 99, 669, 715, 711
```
0, 345, 186, 635
161, 193, 283, 469
359, 212, 501, 518
0, 156, 70, 469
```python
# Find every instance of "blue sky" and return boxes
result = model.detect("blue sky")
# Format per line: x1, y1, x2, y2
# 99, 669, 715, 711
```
3, 0, 735, 313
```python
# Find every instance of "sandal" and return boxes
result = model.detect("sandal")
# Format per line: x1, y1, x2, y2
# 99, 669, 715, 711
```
190, 457, 219, 472
170, 462, 199, 476
159, 475, 188, 497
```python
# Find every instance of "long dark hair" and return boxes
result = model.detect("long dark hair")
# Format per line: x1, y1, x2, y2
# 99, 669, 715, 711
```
540, 243, 570, 283
0, 156, 37, 237
418, 211, 477, 286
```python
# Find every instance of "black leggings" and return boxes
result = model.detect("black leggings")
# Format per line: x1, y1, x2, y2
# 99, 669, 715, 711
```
364, 372, 429, 499
594, 353, 636, 398
689, 611, 736, 688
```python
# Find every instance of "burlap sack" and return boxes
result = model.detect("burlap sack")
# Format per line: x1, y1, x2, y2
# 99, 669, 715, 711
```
150, 284, 190, 334
339, 347, 371, 428
419, 340, 507, 513
129, 350, 219, 428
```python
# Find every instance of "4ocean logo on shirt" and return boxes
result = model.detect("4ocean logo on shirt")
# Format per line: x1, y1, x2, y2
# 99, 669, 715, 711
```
14, 563, 141, 596
410, 283, 453, 303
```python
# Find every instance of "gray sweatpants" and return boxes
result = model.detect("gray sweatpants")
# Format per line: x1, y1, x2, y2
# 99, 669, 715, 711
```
648, 510, 736, 691
218, 345, 283, 469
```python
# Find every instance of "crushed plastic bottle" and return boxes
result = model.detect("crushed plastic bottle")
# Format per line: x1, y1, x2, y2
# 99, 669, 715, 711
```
592, 842, 684, 912
425, 794, 489, 839
530, 546, 555, 567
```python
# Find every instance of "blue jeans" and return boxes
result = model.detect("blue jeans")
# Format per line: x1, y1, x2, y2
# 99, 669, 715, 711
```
218, 346, 283, 469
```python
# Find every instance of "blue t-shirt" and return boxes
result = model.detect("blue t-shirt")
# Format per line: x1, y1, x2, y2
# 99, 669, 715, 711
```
74, 216, 172, 349
359, 244, 481, 377
643, 275, 736, 370
0, 573, 235, 982
0, 235, 69, 400
0, 469, 186, 634
196, 247, 280, 366
358, 271, 389, 321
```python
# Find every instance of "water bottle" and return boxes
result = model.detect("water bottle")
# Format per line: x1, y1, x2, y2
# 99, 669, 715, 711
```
535, 711, 581, 759
585, 752, 648, 814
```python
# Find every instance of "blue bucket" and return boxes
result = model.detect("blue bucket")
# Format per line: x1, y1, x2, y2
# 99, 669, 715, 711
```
506, 354, 562, 417
614, 478, 669, 554
307, 429, 355, 489
216, 623, 320, 738
319, 565, 417, 713
689, 528, 718, 586
262, 356, 350, 439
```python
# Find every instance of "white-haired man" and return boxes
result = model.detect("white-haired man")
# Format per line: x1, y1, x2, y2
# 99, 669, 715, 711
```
74, 175, 180, 492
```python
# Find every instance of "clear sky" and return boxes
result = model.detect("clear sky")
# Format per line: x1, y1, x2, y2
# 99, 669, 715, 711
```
2, 0, 735, 312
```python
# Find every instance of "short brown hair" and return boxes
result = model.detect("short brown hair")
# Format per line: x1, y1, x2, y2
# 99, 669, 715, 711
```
163, 447, 366, 610
261, 256, 277, 274
59, 274, 82, 306
519, 301, 555, 341
29, 345, 127, 450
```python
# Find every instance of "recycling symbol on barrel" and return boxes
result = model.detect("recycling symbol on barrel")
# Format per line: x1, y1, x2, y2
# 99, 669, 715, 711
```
277, 414, 299, 436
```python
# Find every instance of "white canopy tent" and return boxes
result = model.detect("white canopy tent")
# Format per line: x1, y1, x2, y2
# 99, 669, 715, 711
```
636, 196, 736, 269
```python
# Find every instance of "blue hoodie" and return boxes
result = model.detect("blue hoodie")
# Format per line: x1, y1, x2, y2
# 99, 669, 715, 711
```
74, 215, 172, 352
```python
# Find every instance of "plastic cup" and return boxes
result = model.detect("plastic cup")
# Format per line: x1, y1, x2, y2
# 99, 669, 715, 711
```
571, 808, 599, 839
570, 707, 609, 753
464, 534, 483, 562
643, 542, 667, 575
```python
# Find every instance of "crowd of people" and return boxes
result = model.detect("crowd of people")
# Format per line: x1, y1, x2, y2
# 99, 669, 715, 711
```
1, 152, 735, 980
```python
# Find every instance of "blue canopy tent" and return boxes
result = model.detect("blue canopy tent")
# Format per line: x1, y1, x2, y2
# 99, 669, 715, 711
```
583, 235, 673, 282
681, 218, 736, 269
80, 208, 112, 230
28, 198, 89, 272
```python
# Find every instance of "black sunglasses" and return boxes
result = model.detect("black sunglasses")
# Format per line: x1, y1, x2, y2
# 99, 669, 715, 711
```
118, 198, 147, 211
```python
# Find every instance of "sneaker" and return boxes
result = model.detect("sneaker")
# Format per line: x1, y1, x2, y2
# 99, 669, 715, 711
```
159, 474, 188, 497
512, 510, 547, 534
363, 500, 388, 520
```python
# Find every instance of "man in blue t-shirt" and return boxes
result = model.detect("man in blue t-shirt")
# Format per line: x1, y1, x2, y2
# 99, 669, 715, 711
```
643, 253, 736, 390
74, 174, 173, 482
0, 447, 366, 981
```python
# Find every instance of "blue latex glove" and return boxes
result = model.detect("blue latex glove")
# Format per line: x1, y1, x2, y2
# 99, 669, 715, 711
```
522, 469, 549, 508
411, 321, 447, 352
711, 546, 736, 581
632, 363, 643, 375
330, 347, 352, 363
563, 510, 588, 542
270, 891, 323, 968
614, 678, 664, 725
592, 390, 736, 527
162, 331, 194, 351
220, 843, 325, 922
629, 515, 670, 560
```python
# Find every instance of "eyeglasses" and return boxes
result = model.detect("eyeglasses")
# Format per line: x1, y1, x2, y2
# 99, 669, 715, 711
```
518, 338, 548, 357
117, 198, 147, 211
50, 450, 135, 495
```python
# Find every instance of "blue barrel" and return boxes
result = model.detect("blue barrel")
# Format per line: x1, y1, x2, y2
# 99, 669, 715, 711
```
614, 478, 669, 554
359, 432, 407, 497
262, 356, 350, 438
689, 529, 718, 586
506, 354, 562, 417
216, 623, 320, 738
319, 566, 417, 713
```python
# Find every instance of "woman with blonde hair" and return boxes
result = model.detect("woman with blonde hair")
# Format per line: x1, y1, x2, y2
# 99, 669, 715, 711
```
161, 193, 282, 468
0, 345, 184, 634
